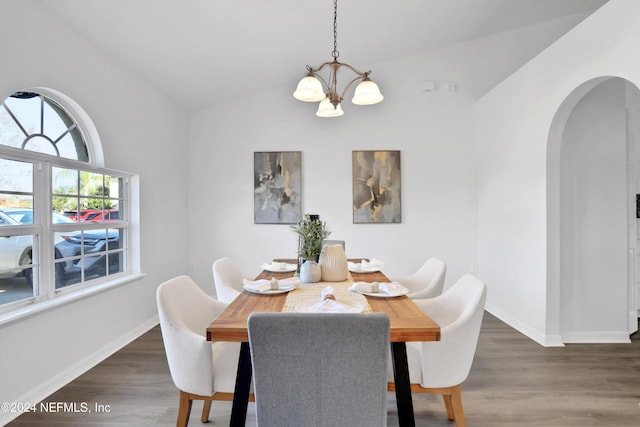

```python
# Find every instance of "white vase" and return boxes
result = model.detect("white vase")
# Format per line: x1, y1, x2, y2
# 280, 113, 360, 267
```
299, 260, 321, 283
319, 244, 348, 282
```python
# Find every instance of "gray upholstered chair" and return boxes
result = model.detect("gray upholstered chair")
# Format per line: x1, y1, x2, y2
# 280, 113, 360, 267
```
387, 273, 486, 427
248, 312, 390, 427
392, 257, 447, 299
156, 275, 249, 426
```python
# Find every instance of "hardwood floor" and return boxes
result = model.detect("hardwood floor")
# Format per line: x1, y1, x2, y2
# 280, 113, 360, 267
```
9, 313, 640, 426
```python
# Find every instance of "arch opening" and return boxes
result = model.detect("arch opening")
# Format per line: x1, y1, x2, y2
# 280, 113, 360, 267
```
547, 76, 640, 344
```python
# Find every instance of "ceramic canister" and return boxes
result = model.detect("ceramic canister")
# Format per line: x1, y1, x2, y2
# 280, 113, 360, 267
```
319, 244, 348, 281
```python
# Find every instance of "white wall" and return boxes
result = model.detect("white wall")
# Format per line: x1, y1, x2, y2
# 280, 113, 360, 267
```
0, 1, 189, 421
560, 78, 628, 341
477, 0, 640, 345
187, 72, 478, 294
186, 14, 590, 295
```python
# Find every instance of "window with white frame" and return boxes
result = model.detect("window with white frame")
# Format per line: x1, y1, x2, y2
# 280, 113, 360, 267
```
0, 90, 134, 312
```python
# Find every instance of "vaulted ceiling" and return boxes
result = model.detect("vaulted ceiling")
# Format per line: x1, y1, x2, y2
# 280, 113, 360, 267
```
33, 0, 608, 110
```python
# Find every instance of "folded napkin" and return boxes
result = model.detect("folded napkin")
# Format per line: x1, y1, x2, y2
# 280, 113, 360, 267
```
379, 281, 408, 296
306, 299, 361, 313
347, 258, 384, 272
242, 277, 301, 292
349, 281, 408, 296
321, 285, 336, 300
306, 286, 360, 313
348, 282, 363, 292
279, 277, 302, 288
243, 278, 273, 292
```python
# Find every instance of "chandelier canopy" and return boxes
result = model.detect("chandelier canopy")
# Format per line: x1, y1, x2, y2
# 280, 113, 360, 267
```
293, 0, 383, 118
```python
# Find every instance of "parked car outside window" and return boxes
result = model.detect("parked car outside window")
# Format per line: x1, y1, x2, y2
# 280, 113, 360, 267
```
0, 211, 35, 283
62, 209, 119, 222
0, 208, 120, 287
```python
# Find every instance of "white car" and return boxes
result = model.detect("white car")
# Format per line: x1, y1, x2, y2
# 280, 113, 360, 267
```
1, 208, 121, 286
0, 210, 36, 283
0, 209, 66, 285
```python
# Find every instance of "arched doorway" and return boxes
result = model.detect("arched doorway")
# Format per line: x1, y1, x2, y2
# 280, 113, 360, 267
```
548, 76, 639, 344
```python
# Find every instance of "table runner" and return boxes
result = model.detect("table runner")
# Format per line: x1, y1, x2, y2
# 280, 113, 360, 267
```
282, 280, 372, 313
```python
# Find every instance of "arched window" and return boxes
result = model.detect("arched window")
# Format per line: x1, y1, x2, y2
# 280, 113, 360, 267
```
1, 91, 89, 160
0, 89, 134, 313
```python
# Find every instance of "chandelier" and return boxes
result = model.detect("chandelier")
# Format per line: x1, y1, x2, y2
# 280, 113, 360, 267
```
293, 0, 384, 118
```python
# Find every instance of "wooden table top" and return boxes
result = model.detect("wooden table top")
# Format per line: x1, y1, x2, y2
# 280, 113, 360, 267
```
206, 260, 441, 343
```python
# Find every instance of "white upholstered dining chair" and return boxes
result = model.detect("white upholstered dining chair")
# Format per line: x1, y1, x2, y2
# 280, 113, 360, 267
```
212, 257, 245, 302
388, 273, 486, 427
248, 312, 390, 427
392, 257, 446, 299
156, 275, 249, 426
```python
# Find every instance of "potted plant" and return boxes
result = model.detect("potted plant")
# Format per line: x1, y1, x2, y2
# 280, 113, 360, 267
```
291, 214, 331, 282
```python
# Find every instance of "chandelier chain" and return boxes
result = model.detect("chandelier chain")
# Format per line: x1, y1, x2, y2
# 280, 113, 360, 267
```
332, 0, 339, 60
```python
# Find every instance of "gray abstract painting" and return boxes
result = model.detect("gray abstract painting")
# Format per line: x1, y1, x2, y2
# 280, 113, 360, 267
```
254, 151, 302, 224
352, 150, 401, 223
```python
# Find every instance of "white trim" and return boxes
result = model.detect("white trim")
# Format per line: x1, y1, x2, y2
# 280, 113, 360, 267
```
486, 303, 565, 347
0, 314, 159, 426
28, 86, 105, 168
0, 273, 145, 327
488, 303, 631, 345
562, 331, 632, 344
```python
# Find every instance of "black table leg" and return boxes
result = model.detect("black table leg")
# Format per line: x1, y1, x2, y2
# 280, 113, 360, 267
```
391, 342, 415, 427
229, 341, 252, 427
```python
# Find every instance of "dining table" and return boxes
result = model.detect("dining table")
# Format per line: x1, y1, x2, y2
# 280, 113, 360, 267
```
206, 259, 441, 427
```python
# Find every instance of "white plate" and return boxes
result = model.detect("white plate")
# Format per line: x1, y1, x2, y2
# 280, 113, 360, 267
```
243, 284, 296, 295
348, 265, 381, 273
295, 299, 365, 313
261, 263, 298, 273
352, 282, 408, 298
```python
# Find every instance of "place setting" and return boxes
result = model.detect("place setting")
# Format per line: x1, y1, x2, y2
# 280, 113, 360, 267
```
242, 276, 301, 294
349, 281, 409, 298
294, 285, 366, 313
259, 260, 298, 272
347, 258, 384, 273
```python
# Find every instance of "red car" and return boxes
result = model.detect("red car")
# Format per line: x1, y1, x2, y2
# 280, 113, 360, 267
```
63, 210, 119, 221
63, 209, 97, 221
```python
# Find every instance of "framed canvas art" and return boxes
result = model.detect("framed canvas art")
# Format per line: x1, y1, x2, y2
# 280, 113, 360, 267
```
254, 151, 302, 224
352, 150, 401, 223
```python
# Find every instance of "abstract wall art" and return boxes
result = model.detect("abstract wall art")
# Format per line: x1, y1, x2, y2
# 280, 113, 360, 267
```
352, 150, 401, 223
254, 151, 302, 224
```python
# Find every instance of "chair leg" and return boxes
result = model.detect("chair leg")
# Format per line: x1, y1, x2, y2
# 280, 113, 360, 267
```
442, 394, 455, 421
450, 384, 466, 427
201, 399, 212, 423
177, 390, 193, 427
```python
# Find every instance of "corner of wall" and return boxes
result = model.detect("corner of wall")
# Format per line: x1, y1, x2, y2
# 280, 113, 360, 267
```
485, 303, 564, 348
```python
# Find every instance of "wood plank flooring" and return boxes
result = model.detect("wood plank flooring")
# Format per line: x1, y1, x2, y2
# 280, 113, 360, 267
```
8, 313, 640, 426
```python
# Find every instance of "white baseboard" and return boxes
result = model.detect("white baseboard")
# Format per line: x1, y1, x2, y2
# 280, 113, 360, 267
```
0, 315, 159, 426
486, 304, 633, 345
562, 331, 631, 344
485, 304, 565, 347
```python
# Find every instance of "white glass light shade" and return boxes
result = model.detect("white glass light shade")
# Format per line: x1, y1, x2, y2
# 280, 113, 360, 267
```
352, 79, 384, 105
293, 76, 325, 102
316, 98, 344, 117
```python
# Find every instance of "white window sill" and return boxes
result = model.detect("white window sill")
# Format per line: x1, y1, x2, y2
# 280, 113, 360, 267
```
0, 273, 146, 328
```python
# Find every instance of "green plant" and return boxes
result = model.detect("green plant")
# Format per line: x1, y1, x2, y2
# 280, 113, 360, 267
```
290, 214, 331, 261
